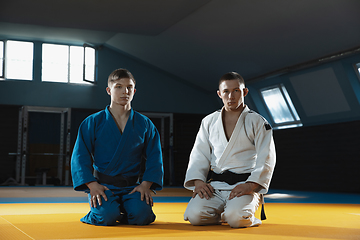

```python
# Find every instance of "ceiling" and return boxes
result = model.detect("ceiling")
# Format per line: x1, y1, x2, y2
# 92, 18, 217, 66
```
1, 0, 360, 92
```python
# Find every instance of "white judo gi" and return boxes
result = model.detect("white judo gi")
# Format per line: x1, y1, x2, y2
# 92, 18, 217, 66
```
184, 106, 276, 228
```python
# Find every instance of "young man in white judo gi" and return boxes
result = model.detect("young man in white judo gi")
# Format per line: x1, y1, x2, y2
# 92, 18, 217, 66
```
71, 68, 163, 226
183, 72, 276, 228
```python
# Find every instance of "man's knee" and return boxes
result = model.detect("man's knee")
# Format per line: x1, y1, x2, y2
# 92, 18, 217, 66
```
185, 210, 204, 226
82, 192, 122, 226
100, 208, 122, 225
224, 193, 261, 228
223, 209, 254, 228
82, 206, 121, 226
126, 201, 155, 225
184, 201, 221, 226
184, 199, 205, 225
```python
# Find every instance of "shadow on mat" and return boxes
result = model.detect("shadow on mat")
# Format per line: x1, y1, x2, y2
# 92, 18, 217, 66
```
147, 222, 236, 231
9, 220, 360, 239
126, 222, 360, 239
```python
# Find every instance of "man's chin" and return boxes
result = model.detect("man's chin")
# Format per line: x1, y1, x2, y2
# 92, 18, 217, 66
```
115, 101, 130, 106
225, 105, 242, 111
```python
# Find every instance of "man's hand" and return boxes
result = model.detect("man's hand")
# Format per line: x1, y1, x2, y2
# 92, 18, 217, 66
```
129, 181, 154, 206
193, 180, 214, 200
86, 181, 109, 208
229, 182, 262, 200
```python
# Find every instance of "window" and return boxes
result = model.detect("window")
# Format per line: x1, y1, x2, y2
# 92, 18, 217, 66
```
42, 43, 96, 84
70, 46, 85, 84
0, 41, 3, 78
42, 44, 68, 83
4, 40, 34, 80
260, 84, 302, 129
354, 63, 360, 80
84, 46, 96, 83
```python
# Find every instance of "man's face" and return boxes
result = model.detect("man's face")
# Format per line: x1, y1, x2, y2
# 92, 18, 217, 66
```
217, 79, 248, 111
106, 78, 136, 106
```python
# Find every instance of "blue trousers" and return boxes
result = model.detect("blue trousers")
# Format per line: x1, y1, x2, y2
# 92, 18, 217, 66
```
81, 187, 156, 226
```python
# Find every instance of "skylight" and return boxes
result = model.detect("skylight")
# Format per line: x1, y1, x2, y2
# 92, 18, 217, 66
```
260, 84, 302, 129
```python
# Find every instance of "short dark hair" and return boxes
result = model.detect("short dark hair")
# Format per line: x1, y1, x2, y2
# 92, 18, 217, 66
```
108, 68, 135, 86
219, 72, 245, 87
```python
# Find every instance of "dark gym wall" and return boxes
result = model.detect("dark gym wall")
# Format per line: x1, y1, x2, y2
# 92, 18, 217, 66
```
2, 104, 359, 193
0, 43, 219, 115
0, 105, 19, 183
1, 43, 360, 193
272, 120, 360, 193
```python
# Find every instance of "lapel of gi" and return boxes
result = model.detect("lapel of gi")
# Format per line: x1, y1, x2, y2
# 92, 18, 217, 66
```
215, 107, 249, 171
103, 108, 134, 175
219, 108, 229, 149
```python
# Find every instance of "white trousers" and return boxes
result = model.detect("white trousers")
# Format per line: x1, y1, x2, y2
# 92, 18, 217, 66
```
184, 189, 261, 228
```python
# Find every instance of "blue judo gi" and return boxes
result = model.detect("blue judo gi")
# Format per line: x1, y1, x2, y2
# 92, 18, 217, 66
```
71, 106, 164, 226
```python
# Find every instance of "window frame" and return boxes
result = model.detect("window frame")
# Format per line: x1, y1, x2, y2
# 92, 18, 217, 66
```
353, 63, 360, 81
1, 39, 96, 84
83, 43, 96, 84
260, 84, 302, 129
41, 42, 96, 84
2, 40, 34, 81
0, 40, 4, 79
42, 43, 70, 83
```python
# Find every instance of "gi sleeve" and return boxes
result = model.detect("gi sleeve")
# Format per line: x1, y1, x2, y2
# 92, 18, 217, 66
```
184, 119, 212, 191
246, 116, 276, 194
71, 117, 97, 191
141, 120, 164, 191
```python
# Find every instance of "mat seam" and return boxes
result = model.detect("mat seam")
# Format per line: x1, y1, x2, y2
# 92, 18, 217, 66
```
0, 215, 35, 240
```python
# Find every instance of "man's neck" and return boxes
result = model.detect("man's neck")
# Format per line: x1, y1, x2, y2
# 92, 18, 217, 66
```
221, 106, 246, 141
108, 103, 131, 134
223, 104, 246, 118
109, 103, 131, 119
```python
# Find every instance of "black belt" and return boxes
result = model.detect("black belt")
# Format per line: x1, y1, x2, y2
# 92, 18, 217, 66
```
207, 169, 267, 220
207, 170, 250, 185
94, 170, 138, 188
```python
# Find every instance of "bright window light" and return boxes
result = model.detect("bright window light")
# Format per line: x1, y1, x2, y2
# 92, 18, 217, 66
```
281, 85, 300, 121
261, 84, 302, 128
355, 63, 360, 78
262, 88, 294, 123
69, 46, 84, 84
84, 46, 95, 83
42, 43, 94, 84
42, 44, 69, 83
6, 40, 33, 80
0, 41, 3, 78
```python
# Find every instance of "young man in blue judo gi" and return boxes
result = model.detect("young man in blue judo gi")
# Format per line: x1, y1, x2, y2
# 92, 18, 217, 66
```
71, 68, 164, 226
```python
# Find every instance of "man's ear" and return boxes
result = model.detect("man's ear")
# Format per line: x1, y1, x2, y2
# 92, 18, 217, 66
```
106, 87, 111, 96
243, 88, 249, 97
133, 88, 136, 94
217, 90, 221, 98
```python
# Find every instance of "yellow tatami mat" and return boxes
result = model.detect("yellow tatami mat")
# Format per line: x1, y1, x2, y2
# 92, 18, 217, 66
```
1, 202, 359, 240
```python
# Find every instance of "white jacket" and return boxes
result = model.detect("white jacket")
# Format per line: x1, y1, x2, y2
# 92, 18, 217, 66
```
184, 106, 276, 194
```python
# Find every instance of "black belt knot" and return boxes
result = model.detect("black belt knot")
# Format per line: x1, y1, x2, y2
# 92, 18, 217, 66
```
207, 170, 250, 185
